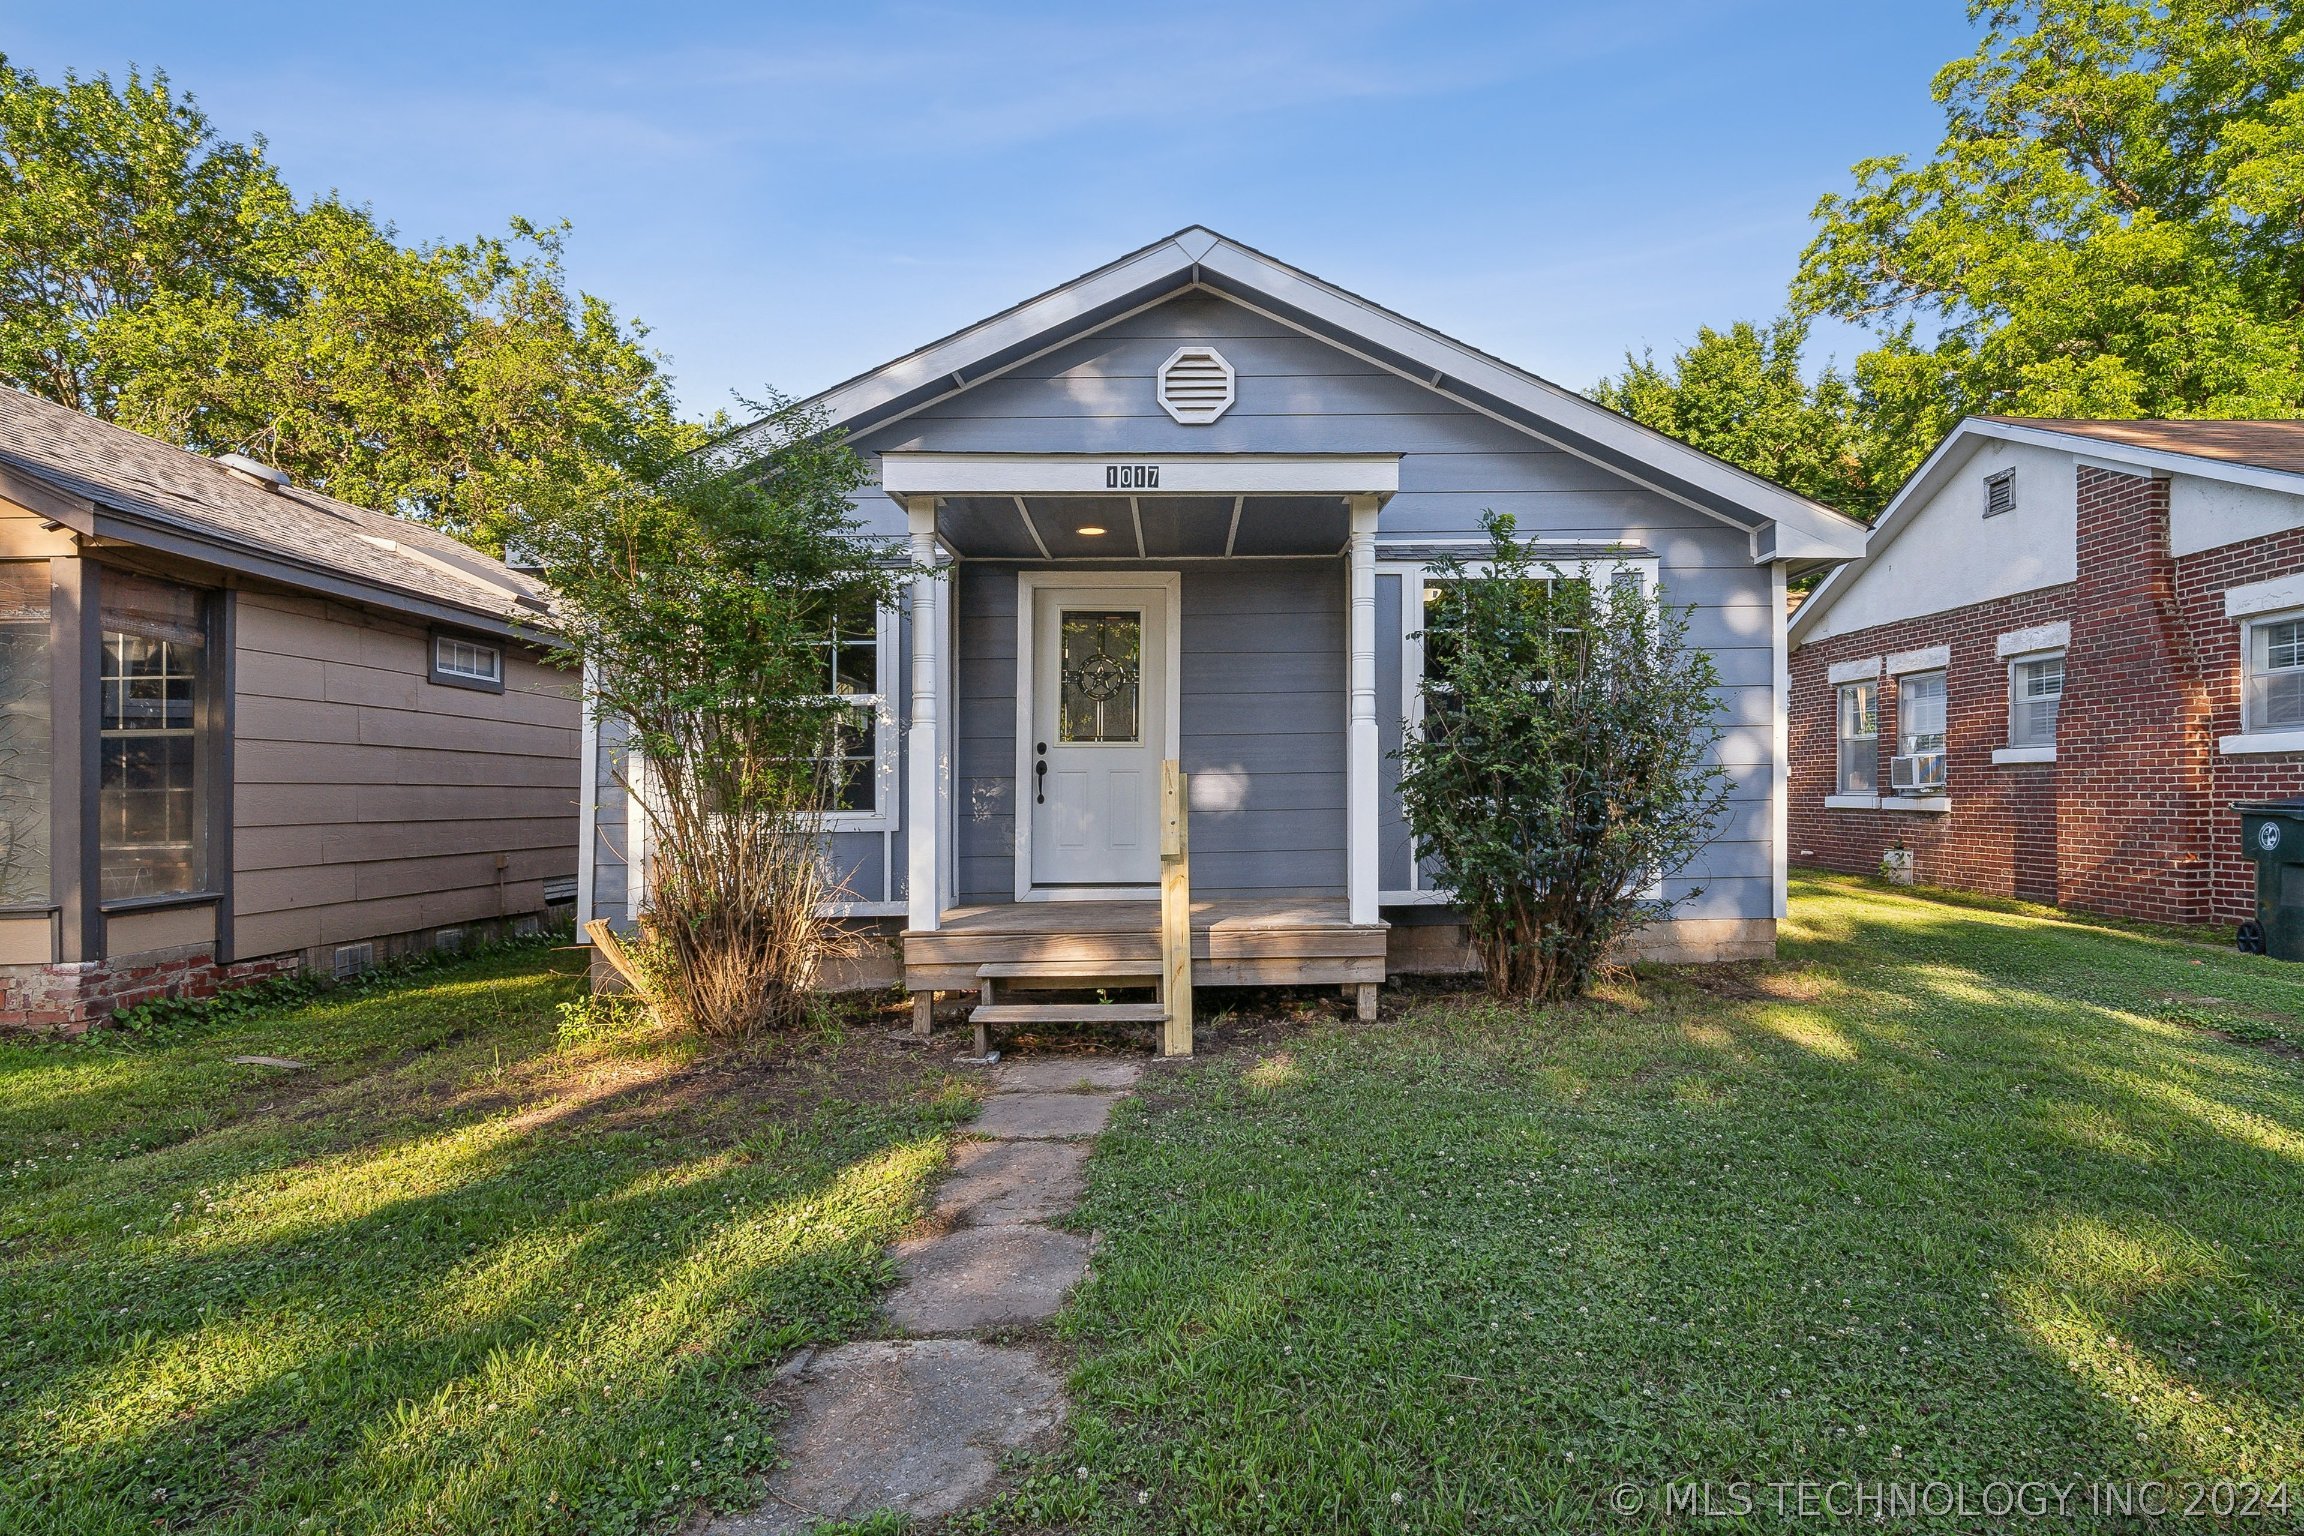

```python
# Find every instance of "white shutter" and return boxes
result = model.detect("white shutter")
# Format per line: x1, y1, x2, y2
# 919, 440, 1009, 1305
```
1156, 346, 1236, 424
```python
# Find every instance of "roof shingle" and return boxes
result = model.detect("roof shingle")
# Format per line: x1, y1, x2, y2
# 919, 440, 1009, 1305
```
1977, 416, 2304, 476
0, 388, 551, 627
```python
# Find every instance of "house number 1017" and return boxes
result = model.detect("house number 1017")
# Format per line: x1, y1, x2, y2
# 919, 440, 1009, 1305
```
1104, 464, 1159, 488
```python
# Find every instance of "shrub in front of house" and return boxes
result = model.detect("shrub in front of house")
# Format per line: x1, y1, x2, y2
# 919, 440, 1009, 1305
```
1398, 512, 1731, 1002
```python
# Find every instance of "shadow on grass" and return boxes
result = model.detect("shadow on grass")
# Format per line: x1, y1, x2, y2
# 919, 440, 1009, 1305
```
1024, 875, 2304, 1532
0, 954, 979, 1536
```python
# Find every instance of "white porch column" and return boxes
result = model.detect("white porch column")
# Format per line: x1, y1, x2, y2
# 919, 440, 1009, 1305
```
906, 496, 943, 932
1346, 495, 1381, 926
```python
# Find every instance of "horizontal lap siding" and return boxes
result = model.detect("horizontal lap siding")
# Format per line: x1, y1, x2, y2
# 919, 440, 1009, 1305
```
854, 289, 1782, 922
232, 592, 581, 958
950, 559, 1348, 902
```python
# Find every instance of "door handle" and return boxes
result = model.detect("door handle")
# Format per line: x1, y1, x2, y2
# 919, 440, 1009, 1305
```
1034, 755, 1047, 803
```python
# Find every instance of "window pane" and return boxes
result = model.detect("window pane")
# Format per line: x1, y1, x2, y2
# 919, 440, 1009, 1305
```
1899, 671, 1947, 756
824, 706, 876, 812
1058, 610, 1141, 744
99, 608, 204, 902
1836, 682, 1877, 793
2252, 619, 2304, 729
0, 566, 53, 906
2010, 655, 2063, 747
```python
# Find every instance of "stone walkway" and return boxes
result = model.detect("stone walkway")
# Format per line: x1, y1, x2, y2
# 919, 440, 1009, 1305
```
711, 1055, 1142, 1534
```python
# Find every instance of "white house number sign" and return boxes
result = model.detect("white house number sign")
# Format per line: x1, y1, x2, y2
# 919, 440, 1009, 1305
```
1104, 464, 1159, 489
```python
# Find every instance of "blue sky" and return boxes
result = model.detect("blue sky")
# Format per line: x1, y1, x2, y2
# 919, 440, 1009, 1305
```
5, 2, 1978, 419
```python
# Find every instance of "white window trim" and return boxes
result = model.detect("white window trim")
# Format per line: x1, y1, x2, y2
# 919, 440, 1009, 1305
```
1383, 552, 1662, 904
819, 600, 901, 832
1824, 793, 1881, 810
1834, 678, 1879, 797
2221, 728, 2304, 756
1995, 621, 2070, 659
1886, 645, 1949, 676
1881, 795, 1951, 813
1828, 655, 1881, 684
2224, 574, 2304, 620
2003, 647, 2064, 757
2231, 606, 2304, 748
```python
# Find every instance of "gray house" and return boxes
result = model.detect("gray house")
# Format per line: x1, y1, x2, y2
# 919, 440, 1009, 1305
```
578, 228, 1865, 1028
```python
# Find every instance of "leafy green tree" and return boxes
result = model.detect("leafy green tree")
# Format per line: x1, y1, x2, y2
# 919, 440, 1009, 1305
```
1590, 315, 1884, 516
0, 56, 686, 550
1795, 0, 2304, 487
514, 400, 899, 1038
1396, 513, 1731, 1004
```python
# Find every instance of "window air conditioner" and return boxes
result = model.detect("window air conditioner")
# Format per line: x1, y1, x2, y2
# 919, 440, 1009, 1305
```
1888, 751, 1946, 793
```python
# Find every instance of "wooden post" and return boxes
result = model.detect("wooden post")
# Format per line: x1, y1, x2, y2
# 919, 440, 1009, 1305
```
1159, 760, 1193, 1058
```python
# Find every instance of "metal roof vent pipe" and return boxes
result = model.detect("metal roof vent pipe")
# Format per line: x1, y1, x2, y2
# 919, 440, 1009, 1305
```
215, 453, 290, 492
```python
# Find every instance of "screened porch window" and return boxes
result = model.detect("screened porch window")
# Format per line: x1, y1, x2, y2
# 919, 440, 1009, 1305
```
98, 577, 207, 901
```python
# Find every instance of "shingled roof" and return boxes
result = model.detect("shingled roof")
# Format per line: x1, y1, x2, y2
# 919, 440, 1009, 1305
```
1974, 416, 2304, 477
0, 388, 552, 636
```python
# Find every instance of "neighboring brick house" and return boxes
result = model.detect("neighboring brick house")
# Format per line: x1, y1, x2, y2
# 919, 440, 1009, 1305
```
1788, 417, 2304, 928
0, 390, 580, 1029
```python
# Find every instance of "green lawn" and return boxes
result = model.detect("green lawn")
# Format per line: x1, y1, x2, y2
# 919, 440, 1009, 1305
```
0, 943, 979, 1535
1007, 874, 2304, 1533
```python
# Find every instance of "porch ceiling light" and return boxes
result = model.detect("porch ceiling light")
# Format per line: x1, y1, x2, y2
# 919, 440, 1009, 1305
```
1076, 524, 1108, 536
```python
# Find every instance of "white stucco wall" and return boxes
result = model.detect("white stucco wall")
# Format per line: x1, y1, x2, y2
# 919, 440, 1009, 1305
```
1800, 438, 2078, 643
2170, 472, 2304, 557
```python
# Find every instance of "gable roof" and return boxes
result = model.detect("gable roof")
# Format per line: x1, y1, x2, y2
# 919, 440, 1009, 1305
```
734, 226, 1868, 569
1790, 415, 2304, 645
0, 389, 551, 638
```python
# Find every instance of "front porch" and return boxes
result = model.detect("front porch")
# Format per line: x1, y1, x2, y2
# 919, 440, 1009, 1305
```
901, 895, 1389, 992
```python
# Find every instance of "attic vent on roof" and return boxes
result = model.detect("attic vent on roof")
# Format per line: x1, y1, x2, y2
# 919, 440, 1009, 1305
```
1156, 346, 1236, 425
214, 453, 289, 492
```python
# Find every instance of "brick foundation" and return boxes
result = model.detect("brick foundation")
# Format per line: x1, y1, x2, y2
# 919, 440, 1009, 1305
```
1, 947, 303, 1034
1791, 466, 2304, 926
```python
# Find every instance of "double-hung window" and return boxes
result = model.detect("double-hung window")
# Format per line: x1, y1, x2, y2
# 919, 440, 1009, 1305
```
97, 575, 208, 901
1836, 680, 1878, 794
808, 593, 896, 825
2244, 613, 2304, 733
2007, 652, 2064, 748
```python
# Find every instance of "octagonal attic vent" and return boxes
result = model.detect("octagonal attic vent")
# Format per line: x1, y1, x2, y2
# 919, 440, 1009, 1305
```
1156, 346, 1236, 424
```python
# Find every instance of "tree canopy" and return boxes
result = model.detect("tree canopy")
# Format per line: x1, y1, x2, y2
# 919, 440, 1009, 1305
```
1589, 316, 1882, 516
1594, 0, 2304, 516
0, 57, 689, 550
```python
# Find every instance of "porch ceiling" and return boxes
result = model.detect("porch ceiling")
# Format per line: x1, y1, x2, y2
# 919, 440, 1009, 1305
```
935, 493, 1351, 560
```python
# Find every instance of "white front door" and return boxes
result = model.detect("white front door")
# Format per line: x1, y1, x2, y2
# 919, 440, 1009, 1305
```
1027, 581, 1169, 889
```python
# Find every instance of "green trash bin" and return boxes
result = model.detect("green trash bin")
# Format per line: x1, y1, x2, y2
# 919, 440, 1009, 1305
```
2234, 799, 2304, 962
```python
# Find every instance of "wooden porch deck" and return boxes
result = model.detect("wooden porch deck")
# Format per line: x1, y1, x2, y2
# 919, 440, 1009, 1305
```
901, 897, 1388, 992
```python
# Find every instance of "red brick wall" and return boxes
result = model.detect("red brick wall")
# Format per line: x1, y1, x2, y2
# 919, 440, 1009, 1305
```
2055, 469, 2214, 923
2180, 523, 2304, 918
0, 949, 301, 1034
1791, 462, 2304, 927
1790, 586, 2075, 901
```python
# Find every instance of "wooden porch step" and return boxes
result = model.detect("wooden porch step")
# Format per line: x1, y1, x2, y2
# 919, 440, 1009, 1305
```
976, 960, 1160, 981
967, 1003, 1168, 1027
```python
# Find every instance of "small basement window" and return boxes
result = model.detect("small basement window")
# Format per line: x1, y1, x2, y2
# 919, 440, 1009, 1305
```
1983, 468, 2016, 517
430, 633, 504, 692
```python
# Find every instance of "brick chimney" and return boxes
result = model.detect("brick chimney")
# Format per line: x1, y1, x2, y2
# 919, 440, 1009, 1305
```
2054, 465, 2214, 922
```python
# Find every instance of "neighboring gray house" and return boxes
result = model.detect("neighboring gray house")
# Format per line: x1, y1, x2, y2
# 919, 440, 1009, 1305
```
578, 228, 1865, 1023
